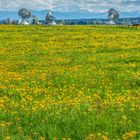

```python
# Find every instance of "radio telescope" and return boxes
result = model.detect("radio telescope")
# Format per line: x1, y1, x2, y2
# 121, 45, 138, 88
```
45, 12, 56, 25
5, 18, 12, 24
18, 8, 31, 22
108, 8, 119, 25
31, 15, 39, 25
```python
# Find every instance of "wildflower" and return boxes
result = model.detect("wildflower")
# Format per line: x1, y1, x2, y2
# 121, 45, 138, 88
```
5, 136, 10, 140
85, 134, 96, 140
97, 133, 102, 137
102, 135, 109, 140
122, 115, 127, 120
39, 137, 46, 140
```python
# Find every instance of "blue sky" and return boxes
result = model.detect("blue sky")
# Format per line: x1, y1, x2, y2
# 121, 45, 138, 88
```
0, 0, 140, 19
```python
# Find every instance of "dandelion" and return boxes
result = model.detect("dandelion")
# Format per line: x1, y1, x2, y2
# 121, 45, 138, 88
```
122, 115, 127, 120
39, 137, 46, 140
102, 135, 109, 140
5, 136, 10, 140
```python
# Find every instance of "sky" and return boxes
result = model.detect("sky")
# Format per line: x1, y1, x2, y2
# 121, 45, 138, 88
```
0, 0, 140, 19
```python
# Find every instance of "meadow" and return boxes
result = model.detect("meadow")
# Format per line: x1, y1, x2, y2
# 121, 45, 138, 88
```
0, 25, 140, 140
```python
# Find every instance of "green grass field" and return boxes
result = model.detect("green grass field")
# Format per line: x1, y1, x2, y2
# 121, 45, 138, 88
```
0, 25, 140, 140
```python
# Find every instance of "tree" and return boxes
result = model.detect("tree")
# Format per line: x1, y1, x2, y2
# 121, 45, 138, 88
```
18, 8, 31, 21
60, 20, 65, 25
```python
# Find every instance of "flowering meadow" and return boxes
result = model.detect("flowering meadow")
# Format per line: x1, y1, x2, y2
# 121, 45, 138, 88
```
0, 25, 140, 140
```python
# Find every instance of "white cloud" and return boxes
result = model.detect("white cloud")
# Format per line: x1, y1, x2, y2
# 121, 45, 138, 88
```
0, 0, 140, 13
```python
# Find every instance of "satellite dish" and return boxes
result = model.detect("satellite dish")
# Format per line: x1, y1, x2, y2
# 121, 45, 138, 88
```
31, 15, 39, 25
5, 18, 12, 24
18, 8, 31, 21
45, 12, 56, 25
48, 12, 52, 16
108, 8, 119, 24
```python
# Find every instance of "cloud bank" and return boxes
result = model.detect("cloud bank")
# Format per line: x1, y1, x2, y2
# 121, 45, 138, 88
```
0, 0, 140, 13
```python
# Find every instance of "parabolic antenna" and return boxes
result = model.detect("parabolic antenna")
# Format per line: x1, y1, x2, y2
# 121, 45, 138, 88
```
18, 8, 31, 21
108, 8, 119, 24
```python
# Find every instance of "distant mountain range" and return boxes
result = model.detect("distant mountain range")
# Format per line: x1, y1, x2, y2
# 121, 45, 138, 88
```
0, 10, 139, 20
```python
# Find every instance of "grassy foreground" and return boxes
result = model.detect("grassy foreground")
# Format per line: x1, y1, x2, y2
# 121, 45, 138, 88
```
0, 25, 140, 140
